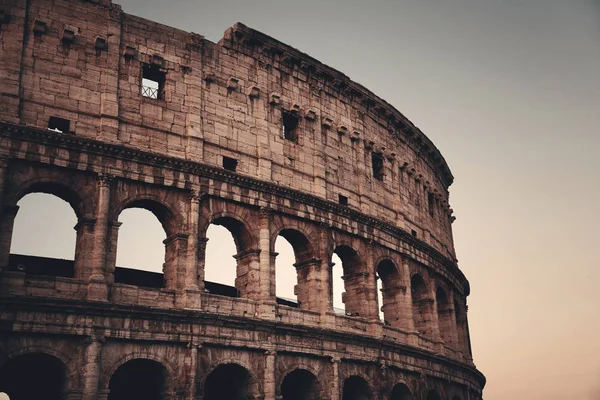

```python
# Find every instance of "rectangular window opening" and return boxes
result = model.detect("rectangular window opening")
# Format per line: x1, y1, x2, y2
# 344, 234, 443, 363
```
411, 229, 418, 237
338, 194, 348, 206
223, 156, 238, 172
48, 116, 70, 133
282, 111, 299, 143
141, 64, 166, 99
372, 152, 384, 181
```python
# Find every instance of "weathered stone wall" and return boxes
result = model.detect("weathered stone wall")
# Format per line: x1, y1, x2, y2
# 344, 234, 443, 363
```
0, 0, 484, 398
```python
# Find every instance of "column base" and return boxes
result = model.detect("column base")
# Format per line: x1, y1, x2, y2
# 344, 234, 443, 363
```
86, 281, 109, 302
177, 289, 202, 310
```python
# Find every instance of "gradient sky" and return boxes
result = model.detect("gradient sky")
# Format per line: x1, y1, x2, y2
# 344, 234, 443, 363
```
9, 1, 600, 399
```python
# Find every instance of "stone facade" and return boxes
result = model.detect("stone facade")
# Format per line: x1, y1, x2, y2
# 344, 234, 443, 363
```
0, 0, 485, 399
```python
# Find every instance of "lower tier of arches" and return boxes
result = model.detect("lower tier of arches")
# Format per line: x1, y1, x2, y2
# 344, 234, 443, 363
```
0, 299, 484, 400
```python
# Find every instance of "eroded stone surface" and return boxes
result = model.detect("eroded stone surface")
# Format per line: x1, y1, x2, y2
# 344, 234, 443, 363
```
0, 0, 484, 398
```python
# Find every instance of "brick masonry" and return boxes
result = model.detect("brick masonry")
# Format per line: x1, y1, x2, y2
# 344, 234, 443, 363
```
0, 0, 484, 399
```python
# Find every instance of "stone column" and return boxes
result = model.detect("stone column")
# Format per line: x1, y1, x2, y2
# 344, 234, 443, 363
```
184, 191, 201, 291
264, 350, 276, 400
82, 336, 103, 400
330, 357, 341, 400
178, 191, 202, 309
104, 220, 122, 284
364, 241, 379, 321
73, 218, 97, 280
258, 207, 273, 302
0, 155, 13, 269
0, 205, 18, 270
293, 258, 323, 312
197, 237, 209, 289
446, 290, 460, 349
429, 278, 442, 343
233, 249, 261, 300
318, 223, 332, 315
403, 260, 418, 346
185, 344, 199, 400
87, 174, 113, 301
164, 233, 189, 291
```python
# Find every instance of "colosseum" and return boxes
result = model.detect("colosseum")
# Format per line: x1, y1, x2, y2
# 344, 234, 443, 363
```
0, 0, 486, 398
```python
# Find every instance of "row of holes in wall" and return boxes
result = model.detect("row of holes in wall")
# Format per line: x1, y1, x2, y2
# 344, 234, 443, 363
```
46, 66, 436, 221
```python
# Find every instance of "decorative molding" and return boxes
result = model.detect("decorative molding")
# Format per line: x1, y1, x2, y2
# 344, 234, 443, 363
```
0, 123, 469, 295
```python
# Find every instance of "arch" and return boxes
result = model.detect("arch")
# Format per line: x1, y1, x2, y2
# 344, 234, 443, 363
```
275, 363, 321, 392
10, 178, 89, 219
119, 196, 181, 238
2, 174, 92, 278
280, 368, 321, 400
436, 287, 454, 344
209, 214, 256, 253
111, 194, 187, 290
201, 362, 260, 400
104, 352, 175, 385
274, 228, 318, 309
0, 352, 68, 400
9, 193, 78, 278
390, 382, 413, 400
411, 274, 434, 337
331, 244, 368, 316
376, 258, 403, 327
203, 214, 258, 298
108, 358, 168, 400
272, 227, 315, 263
342, 375, 372, 400
0, 343, 80, 390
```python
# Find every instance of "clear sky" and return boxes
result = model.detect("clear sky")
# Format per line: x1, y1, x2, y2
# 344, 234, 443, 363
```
9, 1, 600, 399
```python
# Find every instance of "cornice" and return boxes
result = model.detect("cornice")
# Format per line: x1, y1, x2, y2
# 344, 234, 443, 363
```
0, 295, 486, 387
0, 122, 469, 295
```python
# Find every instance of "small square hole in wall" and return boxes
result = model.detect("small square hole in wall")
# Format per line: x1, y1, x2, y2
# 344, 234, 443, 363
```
339, 194, 348, 206
141, 64, 166, 99
223, 156, 238, 172
372, 152, 384, 181
411, 229, 418, 237
48, 116, 70, 133
282, 111, 299, 143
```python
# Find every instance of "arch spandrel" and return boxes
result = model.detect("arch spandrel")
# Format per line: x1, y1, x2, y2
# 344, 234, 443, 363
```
4, 164, 96, 220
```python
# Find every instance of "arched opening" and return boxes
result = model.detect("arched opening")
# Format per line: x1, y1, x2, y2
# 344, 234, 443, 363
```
108, 358, 167, 400
426, 390, 441, 400
376, 260, 403, 327
0, 353, 68, 400
203, 363, 256, 400
342, 376, 371, 400
204, 216, 255, 298
390, 383, 413, 400
115, 205, 168, 288
332, 246, 365, 317
411, 274, 434, 337
275, 234, 298, 306
331, 252, 344, 313
436, 287, 454, 344
275, 229, 316, 309
9, 193, 77, 278
280, 369, 321, 400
